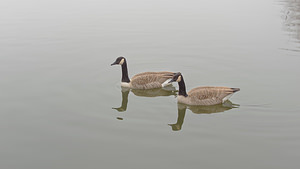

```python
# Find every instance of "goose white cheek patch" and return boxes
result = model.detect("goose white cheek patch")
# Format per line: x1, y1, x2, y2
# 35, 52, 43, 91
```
119, 58, 124, 65
176, 76, 182, 82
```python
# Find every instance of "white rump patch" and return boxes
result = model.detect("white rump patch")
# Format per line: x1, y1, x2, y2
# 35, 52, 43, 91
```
161, 79, 172, 87
222, 93, 233, 103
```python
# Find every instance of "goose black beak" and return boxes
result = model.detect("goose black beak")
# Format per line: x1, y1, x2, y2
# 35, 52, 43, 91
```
111, 61, 118, 66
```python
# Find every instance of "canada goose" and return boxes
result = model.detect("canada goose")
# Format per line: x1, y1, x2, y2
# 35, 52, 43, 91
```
111, 57, 175, 89
169, 72, 240, 106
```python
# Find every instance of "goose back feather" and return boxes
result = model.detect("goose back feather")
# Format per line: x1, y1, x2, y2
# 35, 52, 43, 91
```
130, 71, 175, 89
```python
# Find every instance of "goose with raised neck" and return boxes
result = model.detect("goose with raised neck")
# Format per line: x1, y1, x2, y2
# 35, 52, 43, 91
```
169, 72, 240, 106
111, 56, 175, 89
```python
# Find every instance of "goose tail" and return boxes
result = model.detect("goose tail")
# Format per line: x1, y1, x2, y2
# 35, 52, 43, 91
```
162, 79, 172, 87
231, 88, 240, 93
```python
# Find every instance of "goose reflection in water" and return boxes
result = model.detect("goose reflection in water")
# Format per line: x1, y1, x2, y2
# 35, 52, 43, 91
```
169, 101, 239, 131
112, 86, 177, 112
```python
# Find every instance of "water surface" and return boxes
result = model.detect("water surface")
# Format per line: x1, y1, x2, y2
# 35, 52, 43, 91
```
1, 0, 300, 169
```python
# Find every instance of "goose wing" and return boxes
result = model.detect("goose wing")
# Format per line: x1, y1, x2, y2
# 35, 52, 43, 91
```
188, 86, 238, 105
130, 72, 175, 89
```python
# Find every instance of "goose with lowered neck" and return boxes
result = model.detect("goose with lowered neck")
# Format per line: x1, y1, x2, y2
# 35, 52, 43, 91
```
169, 72, 240, 106
111, 56, 175, 89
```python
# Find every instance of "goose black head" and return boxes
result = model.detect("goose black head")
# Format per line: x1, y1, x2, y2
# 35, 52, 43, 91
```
169, 72, 182, 83
111, 56, 125, 66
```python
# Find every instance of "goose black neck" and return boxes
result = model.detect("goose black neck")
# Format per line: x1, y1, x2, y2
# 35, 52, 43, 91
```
121, 60, 130, 83
178, 77, 188, 97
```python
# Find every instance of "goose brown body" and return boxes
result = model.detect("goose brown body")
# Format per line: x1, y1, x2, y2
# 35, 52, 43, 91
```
129, 71, 175, 89
177, 86, 239, 105
169, 72, 240, 106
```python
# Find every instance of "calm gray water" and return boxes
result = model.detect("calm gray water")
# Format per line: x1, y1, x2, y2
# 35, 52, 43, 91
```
1, 0, 300, 168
